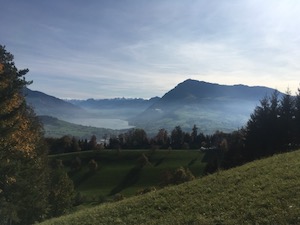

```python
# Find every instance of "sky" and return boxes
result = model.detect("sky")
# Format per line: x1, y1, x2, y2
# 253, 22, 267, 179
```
1, 0, 300, 99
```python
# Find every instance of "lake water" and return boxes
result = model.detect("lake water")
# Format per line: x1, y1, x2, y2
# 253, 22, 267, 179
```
65, 118, 135, 130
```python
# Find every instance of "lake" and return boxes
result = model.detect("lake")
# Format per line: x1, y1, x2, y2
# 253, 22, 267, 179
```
65, 118, 135, 130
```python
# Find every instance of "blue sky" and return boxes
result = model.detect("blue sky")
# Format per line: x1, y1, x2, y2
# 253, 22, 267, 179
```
2, 0, 300, 99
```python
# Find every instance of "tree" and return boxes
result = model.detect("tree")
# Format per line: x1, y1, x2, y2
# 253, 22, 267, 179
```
130, 129, 149, 149
160, 167, 195, 186
88, 159, 98, 172
294, 87, 300, 144
190, 125, 198, 149
71, 136, 81, 152
244, 90, 298, 160
154, 128, 169, 148
48, 165, 75, 218
245, 96, 273, 159
71, 156, 82, 171
171, 126, 184, 149
279, 89, 295, 149
121, 129, 149, 149
221, 129, 246, 168
191, 125, 198, 140
0, 45, 49, 224
88, 135, 97, 150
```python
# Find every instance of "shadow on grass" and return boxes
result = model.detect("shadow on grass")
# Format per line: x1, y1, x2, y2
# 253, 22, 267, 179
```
109, 165, 143, 196
154, 157, 165, 167
69, 170, 95, 188
188, 157, 198, 166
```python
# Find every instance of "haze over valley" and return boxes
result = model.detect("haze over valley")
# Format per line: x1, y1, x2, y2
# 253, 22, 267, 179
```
25, 79, 281, 137
3, 1, 300, 224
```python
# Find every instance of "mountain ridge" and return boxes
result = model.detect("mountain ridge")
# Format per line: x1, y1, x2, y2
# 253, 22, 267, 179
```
23, 88, 86, 119
130, 79, 281, 134
160, 79, 278, 102
24, 79, 282, 135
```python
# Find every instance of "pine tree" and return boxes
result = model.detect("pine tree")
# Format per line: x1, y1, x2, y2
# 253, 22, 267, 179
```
245, 96, 270, 159
279, 89, 295, 149
48, 163, 75, 218
0, 45, 49, 224
294, 88, 300, 144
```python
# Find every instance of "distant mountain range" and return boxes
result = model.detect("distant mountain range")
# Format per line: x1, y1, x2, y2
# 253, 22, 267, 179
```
68, 97, 160, 119
129, 79, 281, 134
23, 88, 86, 119
24, 79, 281, 136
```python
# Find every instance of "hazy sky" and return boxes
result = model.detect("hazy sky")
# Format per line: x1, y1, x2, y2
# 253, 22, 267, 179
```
2, 0, 300, 99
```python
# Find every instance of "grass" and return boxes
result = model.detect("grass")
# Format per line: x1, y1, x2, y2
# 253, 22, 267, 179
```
39, 115, 122, 139
41, 149, 300, 225
51, 150, 206, 201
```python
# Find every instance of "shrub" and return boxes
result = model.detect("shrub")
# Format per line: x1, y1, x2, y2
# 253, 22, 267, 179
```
113, 193, 125, 202
88, 159, 98, 172
136, 186, 157, 195
160, 167, 195, 186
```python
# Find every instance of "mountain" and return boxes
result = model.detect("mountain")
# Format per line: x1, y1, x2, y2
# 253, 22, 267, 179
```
159, 79, 276, 102
130, 79, 281, 134
68, 97, 160, 119
24, 80, 282, 135
23, 88, 86, 120
38, 115, 123, 139
23, 88, 158, 132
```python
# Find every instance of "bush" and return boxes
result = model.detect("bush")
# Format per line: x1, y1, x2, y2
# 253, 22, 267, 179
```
173, 167, 195, 184
160, 167, 195, 186
88, 159, 98, 172
113, 193, 125, 202
136, 187, 157, 195
71, 157, 82, 171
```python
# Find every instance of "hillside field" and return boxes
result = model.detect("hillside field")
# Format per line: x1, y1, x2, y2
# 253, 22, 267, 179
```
51, 150, 207, 203
42, 149, 300, 225
39, 115, 123, 139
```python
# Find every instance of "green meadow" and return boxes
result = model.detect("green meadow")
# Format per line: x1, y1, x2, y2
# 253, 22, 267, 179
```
41, 149, 300, 225
51, 150, 207, 202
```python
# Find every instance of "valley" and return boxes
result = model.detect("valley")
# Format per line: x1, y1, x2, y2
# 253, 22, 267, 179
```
26, 79, 280, 137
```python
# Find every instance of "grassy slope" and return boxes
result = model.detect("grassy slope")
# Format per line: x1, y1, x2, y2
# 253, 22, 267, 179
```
41, 150, 300, 225
51, 150, 206, 199
39, 116, 122, 139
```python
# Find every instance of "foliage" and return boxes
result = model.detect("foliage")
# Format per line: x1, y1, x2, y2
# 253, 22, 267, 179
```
46, 135, 102, 154
0, 46, 79, 224
108, 125, 208, 150
117, 128, 149, 149
48, 164, 75, 218
0, 45, 49, 224
88, 159, 98, 172
244, 90, 300, 160
135, 186, 156, 195
160, 167, 195, 186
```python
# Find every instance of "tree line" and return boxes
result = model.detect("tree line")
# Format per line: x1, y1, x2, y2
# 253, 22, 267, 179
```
45, 134, 103, 154
45, 126, 214, 154
46, 87, 300, 171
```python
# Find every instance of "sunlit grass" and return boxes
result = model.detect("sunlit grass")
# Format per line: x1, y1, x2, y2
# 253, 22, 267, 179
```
41, 150, 300, 225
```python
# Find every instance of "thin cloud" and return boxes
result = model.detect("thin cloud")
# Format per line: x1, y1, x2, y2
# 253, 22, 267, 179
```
1, 0, 300, 98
